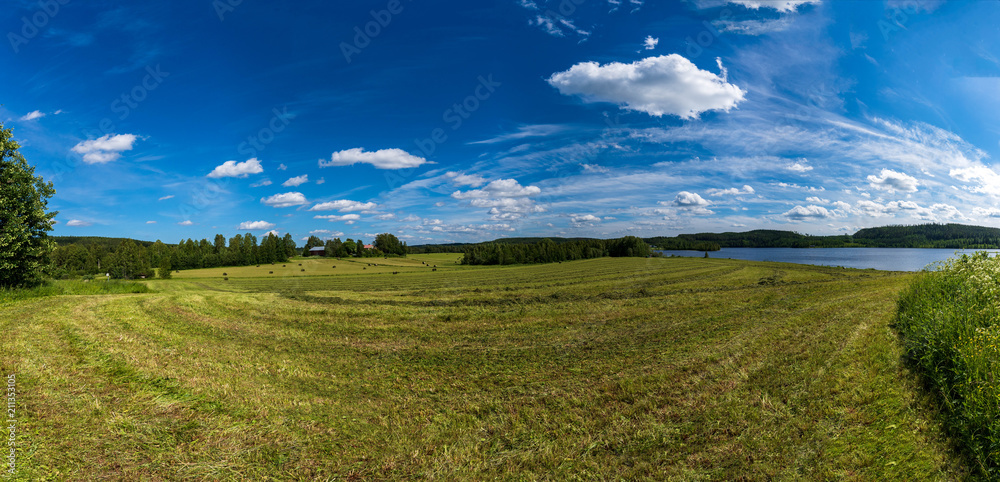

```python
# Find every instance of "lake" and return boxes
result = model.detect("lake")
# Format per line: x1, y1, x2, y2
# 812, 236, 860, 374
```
654, 247, 1000, 272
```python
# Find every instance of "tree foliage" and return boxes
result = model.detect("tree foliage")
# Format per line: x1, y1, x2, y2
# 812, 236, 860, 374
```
157, 256, 172, 279
461, 236, 651, 266
652, 224, 1000, 250
374, 232, 406, 256
108, 239, 152, 280
0, 123, 57, 288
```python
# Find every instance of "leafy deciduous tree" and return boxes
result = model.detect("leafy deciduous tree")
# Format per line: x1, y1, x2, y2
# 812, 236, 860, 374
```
0, 123, 57, 288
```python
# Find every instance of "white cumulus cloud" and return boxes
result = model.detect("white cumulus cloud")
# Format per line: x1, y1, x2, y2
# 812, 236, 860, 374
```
643, 36, 659, 50
452, 179, 544, 220
238, 220, 276, 230
669, 191, 714, 215
950, 166, 1000, 194
208, 158, 264, 178
314, 214, 362, 224
706, 185, 755, 196
261, 192, 308, 208
452, 179, 541, 200
868, 168, 919, 193
571, 214, 602, 226
308, 200, 377, 212
282, 174, 308, 187
71, 134, 138, 164
66, 219, 91, 227
786, 161, 813, 172
547, 54, 746, 119
783, 205, 830, 220
673, 191, 711, 207
320, 148, 427, 170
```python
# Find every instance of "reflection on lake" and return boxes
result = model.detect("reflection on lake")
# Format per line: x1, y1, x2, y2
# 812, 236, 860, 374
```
654, 247, 1000, 272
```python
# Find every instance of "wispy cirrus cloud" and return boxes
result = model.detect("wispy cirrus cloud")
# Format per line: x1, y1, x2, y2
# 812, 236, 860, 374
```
20, 110, 45, 121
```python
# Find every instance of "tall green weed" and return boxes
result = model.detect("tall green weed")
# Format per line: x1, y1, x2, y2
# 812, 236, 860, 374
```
896, 252, 1000, 476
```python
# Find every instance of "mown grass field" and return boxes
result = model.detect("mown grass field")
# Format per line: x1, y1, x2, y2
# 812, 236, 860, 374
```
171, 254, 466, 279
1, 256, 969, 479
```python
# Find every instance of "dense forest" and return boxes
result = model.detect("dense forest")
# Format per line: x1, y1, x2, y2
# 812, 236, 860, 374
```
656, 230, 856, 249
49, 232, 408, 279
651, 224, 1000, 250
49, 233, 298, 279
852, 224, 1000, 248
460, 236, 652, 265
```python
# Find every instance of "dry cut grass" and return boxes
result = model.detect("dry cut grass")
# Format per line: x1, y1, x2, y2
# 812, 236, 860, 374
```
0, 257, 969, 480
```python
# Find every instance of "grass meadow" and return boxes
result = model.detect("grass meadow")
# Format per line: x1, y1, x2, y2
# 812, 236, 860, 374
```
1, 256, 969, 479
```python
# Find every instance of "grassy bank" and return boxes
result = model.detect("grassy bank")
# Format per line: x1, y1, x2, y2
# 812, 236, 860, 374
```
1, 257, 966, 479
896, 252, 1000, 477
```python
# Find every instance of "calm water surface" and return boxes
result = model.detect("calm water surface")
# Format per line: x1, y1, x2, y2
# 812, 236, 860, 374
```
654, 247, 1000, 272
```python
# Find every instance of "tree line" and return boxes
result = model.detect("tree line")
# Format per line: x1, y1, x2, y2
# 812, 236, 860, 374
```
49, 232, 298, 279
460, 236, 652, 265
49, 232, 410, 280
652, 224, 1000, 250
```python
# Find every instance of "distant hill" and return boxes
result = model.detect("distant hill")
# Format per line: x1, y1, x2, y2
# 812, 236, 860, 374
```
651, 223, 1000, 250
852, 223, 1000, 248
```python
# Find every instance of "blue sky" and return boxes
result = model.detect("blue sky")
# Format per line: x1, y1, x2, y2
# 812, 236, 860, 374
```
4, 0, 1000, 245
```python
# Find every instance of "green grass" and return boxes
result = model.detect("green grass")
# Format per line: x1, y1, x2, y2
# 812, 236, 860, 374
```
1, 257, 968, 479
171, 254, 467, 279
0, 279, 150, 304
895, 252, 1000, 477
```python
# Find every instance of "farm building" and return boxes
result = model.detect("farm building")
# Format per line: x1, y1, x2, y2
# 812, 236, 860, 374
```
363, 244, 373, 250
306, 246, 326, 257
